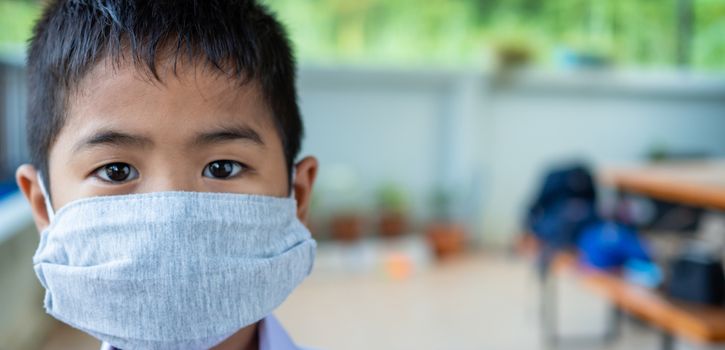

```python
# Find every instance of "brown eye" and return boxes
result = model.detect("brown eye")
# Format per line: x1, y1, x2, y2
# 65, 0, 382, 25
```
203, 160, 244, 179
94, 162, 138, 183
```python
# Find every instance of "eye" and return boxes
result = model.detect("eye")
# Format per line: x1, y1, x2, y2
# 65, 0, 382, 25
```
203, 160, 245, 179
94, 162, 139, 183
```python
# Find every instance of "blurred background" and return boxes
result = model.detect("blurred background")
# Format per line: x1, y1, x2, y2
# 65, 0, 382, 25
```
2, 0, 725, 349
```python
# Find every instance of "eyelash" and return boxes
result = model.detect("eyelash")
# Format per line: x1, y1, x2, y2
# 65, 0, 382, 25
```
92, 162, 139, 184
91, 160, 249, 184
202, 160, 247, 179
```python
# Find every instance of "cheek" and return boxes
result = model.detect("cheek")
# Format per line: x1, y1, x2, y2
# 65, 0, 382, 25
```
260, 150, 291, 197
47, 176, 85, 210
235, 129, 289, 197
242, 167, 290, 197
223, 156, 288, 197
202, 177, 286, 197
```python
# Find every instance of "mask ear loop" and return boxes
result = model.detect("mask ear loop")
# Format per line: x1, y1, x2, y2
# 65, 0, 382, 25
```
36, 172, 55, 222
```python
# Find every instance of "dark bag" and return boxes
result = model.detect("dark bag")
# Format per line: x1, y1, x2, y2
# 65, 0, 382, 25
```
527, 164, 598, 248
667, 249, 725, 305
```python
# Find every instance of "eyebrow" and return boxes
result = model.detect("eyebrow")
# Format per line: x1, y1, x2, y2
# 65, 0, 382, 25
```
192, 124, 265, 147
70, 124, 264, 154
72, 130, 153, 153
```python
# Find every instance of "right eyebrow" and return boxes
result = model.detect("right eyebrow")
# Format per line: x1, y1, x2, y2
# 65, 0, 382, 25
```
72, 130, 154, 153
191, 124, 265, 148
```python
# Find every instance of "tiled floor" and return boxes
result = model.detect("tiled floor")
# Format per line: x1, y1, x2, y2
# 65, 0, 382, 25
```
39, 237, 722, 350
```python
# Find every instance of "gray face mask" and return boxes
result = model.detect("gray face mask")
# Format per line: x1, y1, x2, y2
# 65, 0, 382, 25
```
32, 175, 316, 350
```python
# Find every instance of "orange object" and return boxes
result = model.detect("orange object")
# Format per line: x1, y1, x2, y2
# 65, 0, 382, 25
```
384, 252, 413, 280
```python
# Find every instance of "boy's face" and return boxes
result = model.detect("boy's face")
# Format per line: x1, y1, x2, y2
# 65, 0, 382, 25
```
17, 58, 317, 231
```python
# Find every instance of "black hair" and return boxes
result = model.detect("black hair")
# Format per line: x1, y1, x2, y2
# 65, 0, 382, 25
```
26, 0, 303, 191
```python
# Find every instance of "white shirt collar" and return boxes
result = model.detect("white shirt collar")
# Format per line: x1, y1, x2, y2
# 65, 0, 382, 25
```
99, 315, 303, 350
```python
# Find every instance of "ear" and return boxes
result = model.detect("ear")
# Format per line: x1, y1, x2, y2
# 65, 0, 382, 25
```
292, 156, 318, 224
16, 164, 51, 232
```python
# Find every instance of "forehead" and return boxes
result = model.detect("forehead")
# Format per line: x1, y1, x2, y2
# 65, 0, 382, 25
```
63, 57, 276, 138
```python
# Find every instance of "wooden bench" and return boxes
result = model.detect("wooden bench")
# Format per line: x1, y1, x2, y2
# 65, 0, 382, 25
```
526, 161, 725, 349
601, 160, 725, 211
555, 251, 725, 346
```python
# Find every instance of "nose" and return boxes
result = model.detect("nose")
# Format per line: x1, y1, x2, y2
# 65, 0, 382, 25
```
140, 167, 199, 193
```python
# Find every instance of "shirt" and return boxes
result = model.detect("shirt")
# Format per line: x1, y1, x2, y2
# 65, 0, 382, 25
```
99, 315, 302, 350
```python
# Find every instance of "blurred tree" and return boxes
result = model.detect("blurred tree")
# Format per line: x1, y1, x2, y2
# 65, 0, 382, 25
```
263, 0, 724, 70
0, 0, 722, 70
0, 0, 42, 51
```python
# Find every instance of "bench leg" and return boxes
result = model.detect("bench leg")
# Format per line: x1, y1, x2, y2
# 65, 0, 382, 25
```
604, 305, 622, 343
661, 332, 674, 350
540, 269, 558, 349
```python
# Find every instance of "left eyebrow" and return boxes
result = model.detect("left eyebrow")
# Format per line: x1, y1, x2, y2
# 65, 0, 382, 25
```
192, 124, 265, 148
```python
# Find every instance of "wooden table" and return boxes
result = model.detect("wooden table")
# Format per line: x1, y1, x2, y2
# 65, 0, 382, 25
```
553, 252, 725, 345
535, 160, 725, 350
601, 160, 725, 211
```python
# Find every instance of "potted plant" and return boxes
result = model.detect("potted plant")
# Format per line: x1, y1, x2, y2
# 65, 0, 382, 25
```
425, 187, 466, 259
330, 210, 366, 243
376, 183, 409, 238
317, 165, 367, 243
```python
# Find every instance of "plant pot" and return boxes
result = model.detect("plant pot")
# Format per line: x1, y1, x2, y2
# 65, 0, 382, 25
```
426, 222, 466, 259
379, 211, 407, 237
330, 214, 365, 243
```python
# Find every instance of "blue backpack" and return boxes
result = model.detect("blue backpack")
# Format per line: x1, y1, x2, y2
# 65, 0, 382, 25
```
578, 222, 651, 270
527, 164, 598, 248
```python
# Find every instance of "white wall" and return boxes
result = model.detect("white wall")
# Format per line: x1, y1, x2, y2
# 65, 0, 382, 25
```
298, 67, 485, 221
483, 84, 725, 244
296, 67, 725, 244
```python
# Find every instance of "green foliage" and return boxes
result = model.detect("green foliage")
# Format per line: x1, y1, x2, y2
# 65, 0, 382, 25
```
263, 0, 482, 67
1, 0, 722, 70
693, 0, 725, 69
0, 1, 41, 49
264, 0, 725, 70
376, 182, 408, 213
